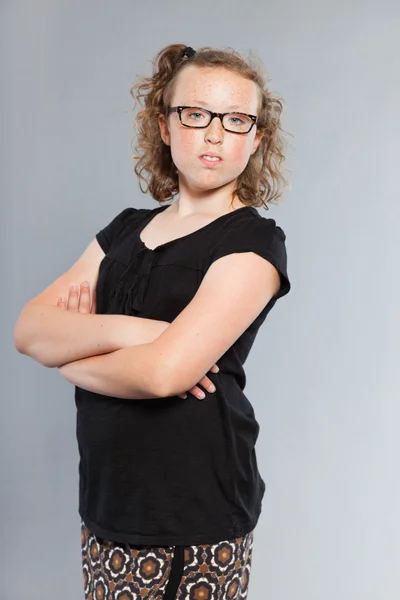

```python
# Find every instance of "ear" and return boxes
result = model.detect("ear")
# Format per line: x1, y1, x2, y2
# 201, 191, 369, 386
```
158, 114, 171, 146
251, 131, 263, 155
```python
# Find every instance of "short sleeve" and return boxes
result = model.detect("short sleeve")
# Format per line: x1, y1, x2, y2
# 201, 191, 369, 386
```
95, 207, 137, 254
209, 217, 291, 301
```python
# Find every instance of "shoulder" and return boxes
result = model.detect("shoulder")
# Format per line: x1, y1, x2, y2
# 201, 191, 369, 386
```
243, 207, 287, 239
95, 206, 152, 254
208, 207, 291, 300
210, 207, 288, 261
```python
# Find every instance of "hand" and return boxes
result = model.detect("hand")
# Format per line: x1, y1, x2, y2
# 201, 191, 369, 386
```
57, 281, 94, 313
177, 363, 219, 401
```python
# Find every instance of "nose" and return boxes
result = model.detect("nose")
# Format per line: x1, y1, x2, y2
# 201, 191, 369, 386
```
204, 116, 224, 143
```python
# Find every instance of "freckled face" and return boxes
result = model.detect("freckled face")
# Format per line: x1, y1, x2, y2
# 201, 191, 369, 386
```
158, 66, 263, 193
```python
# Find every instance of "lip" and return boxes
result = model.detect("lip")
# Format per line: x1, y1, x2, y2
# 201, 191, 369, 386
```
199, 153, 223, 167
199, 152, 223, 160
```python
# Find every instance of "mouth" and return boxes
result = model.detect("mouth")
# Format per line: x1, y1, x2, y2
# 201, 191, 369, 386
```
199, 154, 223, 166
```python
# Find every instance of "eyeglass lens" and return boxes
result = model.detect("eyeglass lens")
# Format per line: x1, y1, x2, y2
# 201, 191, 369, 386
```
180, 108, 253, 133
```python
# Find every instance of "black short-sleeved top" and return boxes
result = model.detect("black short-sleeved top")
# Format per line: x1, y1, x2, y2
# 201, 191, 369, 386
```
75, 203, 291, 546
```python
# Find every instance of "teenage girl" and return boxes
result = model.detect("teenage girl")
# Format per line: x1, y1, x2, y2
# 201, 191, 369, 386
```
14, 44, 291, 600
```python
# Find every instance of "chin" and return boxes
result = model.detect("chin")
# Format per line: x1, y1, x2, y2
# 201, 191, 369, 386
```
178, 169, 236, 192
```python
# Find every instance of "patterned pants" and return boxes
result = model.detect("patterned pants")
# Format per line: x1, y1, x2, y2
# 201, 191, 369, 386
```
81, 518, 254, 600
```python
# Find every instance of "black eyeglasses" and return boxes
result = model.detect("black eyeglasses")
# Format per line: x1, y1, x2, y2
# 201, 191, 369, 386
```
166, 106, 258, 134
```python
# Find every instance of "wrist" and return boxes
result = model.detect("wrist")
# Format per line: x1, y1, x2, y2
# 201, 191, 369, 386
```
117, 316, 170, 348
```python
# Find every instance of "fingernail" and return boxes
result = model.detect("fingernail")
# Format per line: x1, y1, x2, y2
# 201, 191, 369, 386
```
197, 391, 205, 399
70, 286, 78, 291
208, 384, 216, 393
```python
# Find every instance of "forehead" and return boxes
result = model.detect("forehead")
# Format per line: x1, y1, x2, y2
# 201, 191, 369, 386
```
172, 65, 260, 111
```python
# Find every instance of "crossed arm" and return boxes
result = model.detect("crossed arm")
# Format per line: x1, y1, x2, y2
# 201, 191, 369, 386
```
15, 251, 280, 400
56, 288, 216, 400
55, 252, 280, 399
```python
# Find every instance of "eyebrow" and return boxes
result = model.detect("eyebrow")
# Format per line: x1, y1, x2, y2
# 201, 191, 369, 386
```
186, 101, 246, 111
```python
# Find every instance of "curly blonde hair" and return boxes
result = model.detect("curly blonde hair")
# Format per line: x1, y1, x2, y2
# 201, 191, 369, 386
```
130, 43, 292, 210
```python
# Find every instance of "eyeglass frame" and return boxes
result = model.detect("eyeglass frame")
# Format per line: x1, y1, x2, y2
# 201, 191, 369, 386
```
165, 106, 259, 134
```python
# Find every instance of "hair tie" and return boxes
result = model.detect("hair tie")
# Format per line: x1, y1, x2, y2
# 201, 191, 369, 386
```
181, 46, 196, 59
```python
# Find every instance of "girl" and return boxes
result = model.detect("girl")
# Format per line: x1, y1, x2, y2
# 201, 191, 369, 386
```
14, 44, 291, 599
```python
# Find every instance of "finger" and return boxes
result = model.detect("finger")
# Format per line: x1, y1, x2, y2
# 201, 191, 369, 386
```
187, 385, 207, 400
210, 364, 219, 373
57, 296, 67, 309
67, 286, 79, 311
78, 281, 91, 314
90, 289, 97, 314
198, 375, 216, 394
177, 393, 188, 399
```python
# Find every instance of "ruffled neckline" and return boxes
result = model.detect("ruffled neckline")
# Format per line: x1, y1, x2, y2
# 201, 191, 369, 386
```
138, 204, 257, 253
107, 204, 258, 316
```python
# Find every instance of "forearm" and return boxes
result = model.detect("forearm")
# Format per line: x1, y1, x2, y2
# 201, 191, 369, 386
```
14, 304, 169, 368
58, 343, 169, 400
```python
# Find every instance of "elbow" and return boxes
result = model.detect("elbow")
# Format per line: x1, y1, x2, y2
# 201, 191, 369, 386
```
13, 306, 51, 367
13, 308, 29, 354
14, 303, 40, 351
153, 363, 195, 399
152, 364, 184, 399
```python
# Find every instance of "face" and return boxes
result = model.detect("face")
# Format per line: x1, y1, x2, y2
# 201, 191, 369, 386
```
158, 65, 263, 196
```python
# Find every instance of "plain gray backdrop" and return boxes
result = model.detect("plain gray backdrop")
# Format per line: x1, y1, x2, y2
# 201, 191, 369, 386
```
3, 0, 400, 598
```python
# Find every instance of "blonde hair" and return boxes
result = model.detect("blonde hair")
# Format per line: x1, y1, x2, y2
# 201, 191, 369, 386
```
130, 44, 292, 210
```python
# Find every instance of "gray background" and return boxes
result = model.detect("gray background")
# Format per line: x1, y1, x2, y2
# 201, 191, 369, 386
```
3, 0, 399, 598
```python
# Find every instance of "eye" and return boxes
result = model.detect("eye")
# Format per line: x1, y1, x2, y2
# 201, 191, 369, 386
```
228, 115, 245, 125
188, 111, 207, 121
181, 107, 209, 123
